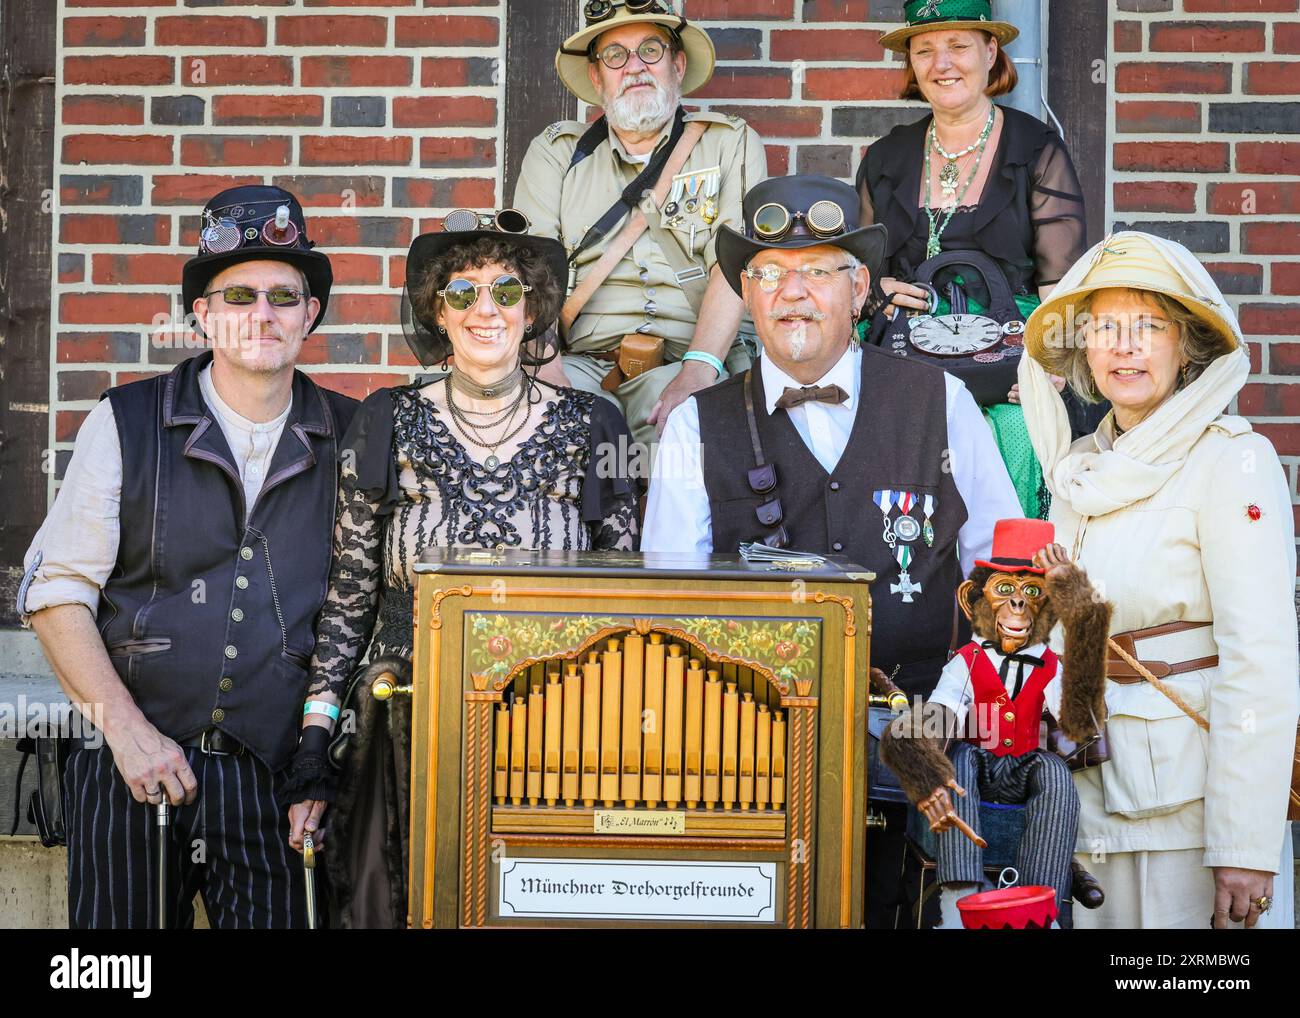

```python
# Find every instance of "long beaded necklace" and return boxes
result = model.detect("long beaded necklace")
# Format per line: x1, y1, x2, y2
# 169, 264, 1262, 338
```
923, 105, 996, 259
444, 374, 531, 471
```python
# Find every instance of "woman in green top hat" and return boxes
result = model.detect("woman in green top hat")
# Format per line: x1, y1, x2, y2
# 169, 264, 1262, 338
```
855, 0, 1094, 519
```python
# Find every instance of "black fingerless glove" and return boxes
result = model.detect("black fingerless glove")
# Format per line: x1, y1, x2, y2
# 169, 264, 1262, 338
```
276, 724, 339, 809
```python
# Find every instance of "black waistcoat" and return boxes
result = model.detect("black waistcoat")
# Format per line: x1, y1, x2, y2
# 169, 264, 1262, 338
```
697, 348, 967, 694
97, 352, 358, 770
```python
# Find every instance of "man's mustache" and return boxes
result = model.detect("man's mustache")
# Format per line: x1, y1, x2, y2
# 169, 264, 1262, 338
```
619, 72, 656, 96
768, 308, 827, 322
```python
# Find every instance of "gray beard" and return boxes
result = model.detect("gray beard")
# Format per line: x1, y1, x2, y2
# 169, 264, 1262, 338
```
600, 74, 680, 134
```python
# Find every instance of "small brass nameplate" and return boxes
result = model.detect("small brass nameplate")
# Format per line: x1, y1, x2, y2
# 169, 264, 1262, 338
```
593, 810, 687, 835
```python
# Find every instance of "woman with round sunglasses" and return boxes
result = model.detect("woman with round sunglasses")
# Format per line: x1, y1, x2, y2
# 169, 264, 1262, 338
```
295, 211, 641, 927
853, 0, 1092, 519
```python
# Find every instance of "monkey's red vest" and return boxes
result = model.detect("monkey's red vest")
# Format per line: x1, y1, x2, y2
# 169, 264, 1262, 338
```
957, 643, 1060, 757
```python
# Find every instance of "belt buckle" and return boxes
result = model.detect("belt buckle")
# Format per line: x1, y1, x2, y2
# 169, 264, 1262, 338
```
200, 729, 233, 757
674, 265, 706, 284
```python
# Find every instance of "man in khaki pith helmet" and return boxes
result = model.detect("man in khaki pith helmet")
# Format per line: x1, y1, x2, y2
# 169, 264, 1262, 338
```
513, 0, 767, 453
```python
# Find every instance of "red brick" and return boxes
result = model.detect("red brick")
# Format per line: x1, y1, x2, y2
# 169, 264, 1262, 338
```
393, 96, 496, 129
1113, 141, 1230, 173
60, 293, 170, 326
1248, 342, 1264, 373
387, 333, 420, 368
1113, 181, 1198, 213
64, 55, 173, 86
766, 144, 790, 177
66, 0, 171, 5
57, 331, 141, 364
155, 16, 268, 48
1203, 261, 1264, 294
392, 177, 496, 209
301, 56, 412, 88
59, 255, 85, 284
420, 57, 486, 88
1272, 263, 1300, 295
152, 174, 262, 205
1115, 62, 1232, 94
801, 67, 900, 101
713, 104, 821, 138
213, 94, 323, 127
181, 135, 292, 167
116, 371, 167, 386
1239, 383, 1300, 416
1116, 100, 1201, 133
1242, 222, 1300, 255
1236, 141, 1300, 173
1269, 342, 1300, 373
770, 28, 883, 63
57, 371, 111, 402
63, 16, 145, 47
308, 217, 413, 249
271, 175, 386, 208
420, 136, 496, 169
63, 134, 172, 165
690, 0, 793, 17
302, 372, 399, 402
92, 254, 191, 286
1254, 423, 1300, 455
694, 68, 794, 101
802, 0, 870, 18
276, 15, 387, 46
395, 15, 498, 46
301, 135, 412, 167
1239, 304, 1300, 334
1114, 21, 1142, 53
298, 334, 381, 367
1150, 21, 1265, 52
56, 411, 90, 444
328, 255, 384, 288
60, 214, 170, 246
1183, 0, 1296, 10
1245, 62, 1300, 94
1277, 23, 1300, 54
1208, 182, 1300, 214
183, 56, 293, 87
62, 95, 144, 125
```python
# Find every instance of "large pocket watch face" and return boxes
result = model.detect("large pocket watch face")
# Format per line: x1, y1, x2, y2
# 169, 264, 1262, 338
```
907, 314, 1003, 356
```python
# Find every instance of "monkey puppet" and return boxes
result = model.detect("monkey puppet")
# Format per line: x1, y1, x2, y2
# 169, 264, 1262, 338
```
880, 518, 1110, 928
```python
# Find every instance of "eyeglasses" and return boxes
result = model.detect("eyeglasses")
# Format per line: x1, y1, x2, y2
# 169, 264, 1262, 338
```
203, 285, 306, 307
592, 37, 669, 70
443, 208, 530, 235
752, 200, 847, 241
437, 275, 532, 312
742, 264, 852, 294
584, 0, 666, 26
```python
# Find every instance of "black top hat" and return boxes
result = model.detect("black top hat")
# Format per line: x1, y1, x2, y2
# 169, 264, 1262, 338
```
182, 185, 332, 332
402, 209, 569, 368
716, 175, 887, 298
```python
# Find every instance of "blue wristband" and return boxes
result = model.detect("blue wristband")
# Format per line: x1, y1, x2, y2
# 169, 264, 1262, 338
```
303, 701, 340, 722
681, 350, 725, 377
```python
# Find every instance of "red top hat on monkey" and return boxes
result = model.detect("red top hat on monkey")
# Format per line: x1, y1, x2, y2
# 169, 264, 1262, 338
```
880, 518, 1112, 928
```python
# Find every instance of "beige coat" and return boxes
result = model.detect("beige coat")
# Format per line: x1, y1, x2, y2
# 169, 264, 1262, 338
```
1019, 347, 1298, 874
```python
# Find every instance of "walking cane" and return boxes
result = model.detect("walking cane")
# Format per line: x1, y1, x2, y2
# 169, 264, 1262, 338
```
302, 832, 318, 930
155, 800, 170, 930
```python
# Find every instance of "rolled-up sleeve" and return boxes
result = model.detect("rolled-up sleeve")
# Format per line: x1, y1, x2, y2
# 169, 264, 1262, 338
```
18, 399, 122, 623
1199, 433, 1299, 872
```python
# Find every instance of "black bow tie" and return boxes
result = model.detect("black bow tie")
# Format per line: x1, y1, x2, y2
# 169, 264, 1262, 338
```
981, 641, 1045, 699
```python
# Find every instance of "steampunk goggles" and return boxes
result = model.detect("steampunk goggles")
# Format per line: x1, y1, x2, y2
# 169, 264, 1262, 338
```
442, 207, 530, 235
584, 0, 669, 25
751, 200, 847, 241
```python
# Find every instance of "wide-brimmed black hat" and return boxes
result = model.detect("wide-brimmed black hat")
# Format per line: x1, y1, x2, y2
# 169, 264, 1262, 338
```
182, 185, 332, 332
716, 176, 887, 298
402, 209, 569, 368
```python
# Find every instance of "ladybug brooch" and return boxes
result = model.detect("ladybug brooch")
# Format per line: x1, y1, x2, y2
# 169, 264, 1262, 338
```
1246, 503, 1262, 522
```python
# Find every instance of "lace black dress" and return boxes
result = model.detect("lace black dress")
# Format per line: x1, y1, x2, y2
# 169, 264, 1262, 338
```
308, 377, 639, 927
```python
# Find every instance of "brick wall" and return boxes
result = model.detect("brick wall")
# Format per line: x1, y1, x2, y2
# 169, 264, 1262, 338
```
1110, 0, 1300, 540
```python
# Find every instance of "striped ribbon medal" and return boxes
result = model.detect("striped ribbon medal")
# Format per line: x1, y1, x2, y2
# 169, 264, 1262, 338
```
873, 490, 928, 603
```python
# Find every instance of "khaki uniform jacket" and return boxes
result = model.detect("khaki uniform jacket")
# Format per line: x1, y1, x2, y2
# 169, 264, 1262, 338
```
513, 110, 767, 358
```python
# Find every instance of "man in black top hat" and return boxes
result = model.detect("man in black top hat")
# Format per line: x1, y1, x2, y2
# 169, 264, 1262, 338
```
19, 185, 358, 928
642, 174, 1020, 925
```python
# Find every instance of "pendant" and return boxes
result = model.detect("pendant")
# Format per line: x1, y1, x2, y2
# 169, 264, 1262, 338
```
939, 158, 960, 196
702, 196, 717, 224
893, 515, 920, 543
890, 570, 923, 604
922, 518, 935, 547
485, 455, 500, 470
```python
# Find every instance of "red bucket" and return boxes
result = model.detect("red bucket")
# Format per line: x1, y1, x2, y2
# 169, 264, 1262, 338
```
956, 885, 1058, 930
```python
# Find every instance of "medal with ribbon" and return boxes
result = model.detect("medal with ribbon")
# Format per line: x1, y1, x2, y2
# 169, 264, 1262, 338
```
873, 490, 926, 603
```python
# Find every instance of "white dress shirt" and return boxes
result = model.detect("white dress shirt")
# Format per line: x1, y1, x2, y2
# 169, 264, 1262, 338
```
19, 364, 290, 622
642, 346, 1021, 577
928, 641, 1062, 732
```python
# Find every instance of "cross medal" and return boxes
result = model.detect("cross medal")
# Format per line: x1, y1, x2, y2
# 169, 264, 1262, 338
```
874, 490, 930, 603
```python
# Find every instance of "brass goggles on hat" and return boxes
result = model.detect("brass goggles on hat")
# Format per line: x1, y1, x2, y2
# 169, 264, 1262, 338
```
437, 276, 532, 312
584, 0, 669, 25
442, 207, 530, 235
751, 200, 846, 241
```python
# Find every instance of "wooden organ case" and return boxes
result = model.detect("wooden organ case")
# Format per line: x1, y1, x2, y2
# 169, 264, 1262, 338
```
406, 550, 872, 928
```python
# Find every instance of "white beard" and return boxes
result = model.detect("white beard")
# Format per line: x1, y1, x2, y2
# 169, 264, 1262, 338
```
599, 71, 680, 134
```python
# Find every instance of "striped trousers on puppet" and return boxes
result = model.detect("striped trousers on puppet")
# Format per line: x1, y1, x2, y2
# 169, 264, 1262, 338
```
936, 740, 1078, 906
63, 742, 307, 929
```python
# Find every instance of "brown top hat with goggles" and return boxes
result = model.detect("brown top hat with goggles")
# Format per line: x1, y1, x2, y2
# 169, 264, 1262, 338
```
716, 175, 888, 298
557, 0, 716, 108
401, 208, 569, 368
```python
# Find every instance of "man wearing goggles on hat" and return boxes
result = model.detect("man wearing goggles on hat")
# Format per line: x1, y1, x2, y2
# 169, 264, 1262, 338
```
513, 0, 767, 452
642, 176, 1021, 926
18, 185, 358, 928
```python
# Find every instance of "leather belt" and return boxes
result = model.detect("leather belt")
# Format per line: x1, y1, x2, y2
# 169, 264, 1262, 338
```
1106, 620, 1219, 685
180, 728, 247, 757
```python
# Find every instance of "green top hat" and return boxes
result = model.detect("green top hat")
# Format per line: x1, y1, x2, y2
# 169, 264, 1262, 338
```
879, 0, 1019, 53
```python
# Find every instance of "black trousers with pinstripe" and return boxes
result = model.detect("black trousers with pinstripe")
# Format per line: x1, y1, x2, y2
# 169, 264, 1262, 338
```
64, 742, 308, 929
936, 741, 1078, 907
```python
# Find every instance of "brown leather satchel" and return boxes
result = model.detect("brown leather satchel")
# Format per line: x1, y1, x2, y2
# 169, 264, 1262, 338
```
598, 333, 665, 392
